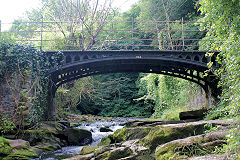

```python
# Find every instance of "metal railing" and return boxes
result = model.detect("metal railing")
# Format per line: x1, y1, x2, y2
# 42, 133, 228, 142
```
0, 19, 209, 51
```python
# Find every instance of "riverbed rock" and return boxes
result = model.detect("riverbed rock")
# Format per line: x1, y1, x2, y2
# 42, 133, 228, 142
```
21, 121, 69, 146
0, 137, 13, 157
8, 139, 30, 149
124, 119, 196, 127
63, 128, 92, 145
0, 137, 38, 160
79, 146, 98, 155
106, 147, 133, 160
155, 129, 230, 160
189, 155, 229, 160
94, 120, 236, 160
100, 127, 113, 132
29, 143, 61, 156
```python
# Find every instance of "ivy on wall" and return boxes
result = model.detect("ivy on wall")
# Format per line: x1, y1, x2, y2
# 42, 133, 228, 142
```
0, 38, 62, 125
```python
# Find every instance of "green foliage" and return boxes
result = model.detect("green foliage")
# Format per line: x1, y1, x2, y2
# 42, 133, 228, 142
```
0, 117, 16, 134
82, 73, 154, 117
203, 123, 220, 134
223, 125, 240, 159
0, 37, 63, 124
137, 0, 196, 21
0, 137, 13, 156
137, 73, 203, 118
198, 0, 240, 157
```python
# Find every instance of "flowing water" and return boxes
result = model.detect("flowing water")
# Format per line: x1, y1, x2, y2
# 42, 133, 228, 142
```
35, 119, 126, 160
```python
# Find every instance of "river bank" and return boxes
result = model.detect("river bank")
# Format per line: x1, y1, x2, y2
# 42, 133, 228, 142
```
0, 114, 238, 159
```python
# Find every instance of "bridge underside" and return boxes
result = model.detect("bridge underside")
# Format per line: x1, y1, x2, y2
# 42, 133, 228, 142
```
46, 50, 220, 120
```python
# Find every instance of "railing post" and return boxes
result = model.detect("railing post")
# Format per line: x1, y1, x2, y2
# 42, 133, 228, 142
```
182, 17, 185, 50
40, 15, 44, 51
0, 20, 2, 39
132, 17, 134, 50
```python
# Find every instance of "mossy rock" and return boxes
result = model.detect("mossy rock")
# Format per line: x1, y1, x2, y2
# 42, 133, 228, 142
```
9, 139, 30, 149
3, 149, 38, 160
23, 129, 60, 146
0, 137, 13, 156
94, 146, 112, 157
106, 147, 133, 160
155, 135, 205, 160
64, 128, 92, 145
29, 143, 61, 155
110, 127, 152, 143
70, 122, 82, 128
98, 136, 112, 146
139, 123, 205, 150
80, 146, 98, 155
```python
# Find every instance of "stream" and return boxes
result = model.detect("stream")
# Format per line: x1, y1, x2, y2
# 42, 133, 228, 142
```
35, 120, 127, 160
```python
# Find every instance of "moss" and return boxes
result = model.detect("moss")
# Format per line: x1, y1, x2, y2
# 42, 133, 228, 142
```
106, 147, 133, 160
3, 149, 38, 160
98, 136, 112, 146
0, 137, 13, 156
139, 124, 204, 150
79, 146, 98, 155
23, 130, 58, 146
30, 143, 60, 155
70, 122, 82, 128
111, 127, 151, 143
155, 135, 205, 160
94, 146, 112, 157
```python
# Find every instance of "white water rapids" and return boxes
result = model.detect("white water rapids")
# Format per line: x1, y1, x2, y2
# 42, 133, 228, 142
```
35, 120, 126, 160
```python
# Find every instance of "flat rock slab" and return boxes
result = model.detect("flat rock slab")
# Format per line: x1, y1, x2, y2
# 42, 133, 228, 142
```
190, 155, 230, 160
124, 119, 239, 128
9, 139, 30, 149
124, 119, 196, 127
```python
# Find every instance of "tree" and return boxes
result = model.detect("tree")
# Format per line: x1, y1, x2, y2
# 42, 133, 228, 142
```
41, 0, 115, 50
198, 1, 240, 156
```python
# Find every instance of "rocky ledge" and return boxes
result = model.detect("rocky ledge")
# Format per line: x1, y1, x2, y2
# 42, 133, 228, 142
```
67, 120, 238, 160
0, 121, 92, 160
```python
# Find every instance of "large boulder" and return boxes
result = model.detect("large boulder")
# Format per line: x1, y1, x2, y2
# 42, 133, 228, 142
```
63, 128, 92, 145
179, 109, 207, 120
8, 139, 30, 149
66, 120, 235, 160
0, 137, 38, 160
21, 121, 68, 146
155, 130, 229, 160
100, 127, 113, 132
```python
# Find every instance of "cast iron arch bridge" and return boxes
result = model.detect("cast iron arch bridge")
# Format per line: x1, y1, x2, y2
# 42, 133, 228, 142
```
0, 20, 220, 119
46, 50, 220, 119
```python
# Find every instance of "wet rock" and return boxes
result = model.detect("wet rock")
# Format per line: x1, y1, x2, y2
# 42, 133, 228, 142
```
100, 127, 113, 132
63, 128, 92, 145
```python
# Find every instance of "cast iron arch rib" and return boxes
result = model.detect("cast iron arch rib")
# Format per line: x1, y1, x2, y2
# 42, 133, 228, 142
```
46, 50, 220, 120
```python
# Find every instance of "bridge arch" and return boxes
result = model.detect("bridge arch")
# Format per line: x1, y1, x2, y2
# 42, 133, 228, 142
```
46, 50, 220, 120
